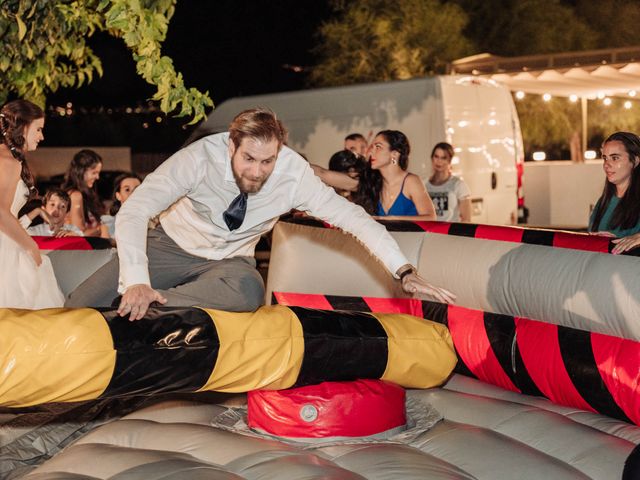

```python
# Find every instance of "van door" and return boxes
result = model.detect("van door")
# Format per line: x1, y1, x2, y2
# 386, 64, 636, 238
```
440, 76, 518, 225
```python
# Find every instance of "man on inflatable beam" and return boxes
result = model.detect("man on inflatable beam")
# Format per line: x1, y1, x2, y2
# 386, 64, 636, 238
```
66, 108, 455, 318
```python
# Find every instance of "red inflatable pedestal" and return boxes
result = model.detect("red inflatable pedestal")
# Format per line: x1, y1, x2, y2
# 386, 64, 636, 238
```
247, 379, 406, 440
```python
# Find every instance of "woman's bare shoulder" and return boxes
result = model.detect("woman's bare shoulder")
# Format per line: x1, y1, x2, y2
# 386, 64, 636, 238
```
405, 173, 427, 191
68, 189, 83, 200
0, 155, 20, 183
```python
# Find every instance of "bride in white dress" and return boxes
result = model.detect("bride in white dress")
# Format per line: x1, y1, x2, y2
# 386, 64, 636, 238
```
0, 99, 64, 308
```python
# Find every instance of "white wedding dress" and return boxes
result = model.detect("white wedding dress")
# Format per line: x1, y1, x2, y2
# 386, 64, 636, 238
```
0, 180, 65, 308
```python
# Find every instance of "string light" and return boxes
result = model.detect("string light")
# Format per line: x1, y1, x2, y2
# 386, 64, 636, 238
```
569, 94, 578, 103
629, 90, 637, 97
515, 91, 525, 100
603, 97, 612, 106
542, 93, 551, 102
532, 151, 546, 161
624, 101, 632, 109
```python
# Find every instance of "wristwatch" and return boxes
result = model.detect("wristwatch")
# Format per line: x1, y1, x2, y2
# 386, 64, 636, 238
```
396, 264, 416, 281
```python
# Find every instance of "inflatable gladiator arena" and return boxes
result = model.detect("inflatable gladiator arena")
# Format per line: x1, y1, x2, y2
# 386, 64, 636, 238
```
1, 222, 639, 479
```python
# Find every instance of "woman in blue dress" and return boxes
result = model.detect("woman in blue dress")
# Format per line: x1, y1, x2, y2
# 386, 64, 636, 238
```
589, 131, 640, 254
355, 130, 436, 220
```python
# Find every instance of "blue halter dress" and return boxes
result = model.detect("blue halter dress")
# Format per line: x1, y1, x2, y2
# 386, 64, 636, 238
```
376, 174, 418, 216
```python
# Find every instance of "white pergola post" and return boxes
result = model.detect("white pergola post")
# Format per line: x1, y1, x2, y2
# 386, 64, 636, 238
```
581, 96, 588, 161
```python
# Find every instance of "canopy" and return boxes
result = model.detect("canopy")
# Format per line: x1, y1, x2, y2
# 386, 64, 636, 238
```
450, 47, 640, 157
450, 47, 640, 98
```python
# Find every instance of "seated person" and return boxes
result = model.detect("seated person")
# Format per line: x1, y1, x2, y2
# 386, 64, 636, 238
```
26, 188, 83, 237
100, 173, 142, 238
589, 132, 640, 253
62, 149, 107, 237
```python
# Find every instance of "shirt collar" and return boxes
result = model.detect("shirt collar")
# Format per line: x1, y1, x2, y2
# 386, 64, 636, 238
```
223, 134, 237, 185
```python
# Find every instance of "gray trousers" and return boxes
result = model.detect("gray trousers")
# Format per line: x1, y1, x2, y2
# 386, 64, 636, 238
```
65, 226, 265, 312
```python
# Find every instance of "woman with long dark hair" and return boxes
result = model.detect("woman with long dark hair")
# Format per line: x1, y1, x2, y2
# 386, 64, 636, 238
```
100, 172, 142, 238
0, 99, 64, 308
589, 131, 640, 253
354, 130, 436, 220
62, 149, 106, 237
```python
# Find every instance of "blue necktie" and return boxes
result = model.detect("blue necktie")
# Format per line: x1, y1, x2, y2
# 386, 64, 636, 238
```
223, 192, 248, 230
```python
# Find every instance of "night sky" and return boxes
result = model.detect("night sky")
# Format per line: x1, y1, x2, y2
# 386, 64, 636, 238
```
43, 1, 334, 153
49, 1, 333, 108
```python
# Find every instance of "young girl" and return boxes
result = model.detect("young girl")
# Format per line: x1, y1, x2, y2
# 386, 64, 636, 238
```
62, 149, 106, 237
426, 142, 472, 222
355, 130, 436, 220
589, 131, 640, 252
0, 99, 64, 308
100, 172, 142, 238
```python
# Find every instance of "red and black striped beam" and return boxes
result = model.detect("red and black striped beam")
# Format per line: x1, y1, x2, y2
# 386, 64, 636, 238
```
281, 217, 640, 256
34, 236, 112, 251
273, 292, 640, 426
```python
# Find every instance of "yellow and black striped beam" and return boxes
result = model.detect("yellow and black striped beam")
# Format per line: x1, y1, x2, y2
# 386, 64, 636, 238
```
0, 305, 456, 407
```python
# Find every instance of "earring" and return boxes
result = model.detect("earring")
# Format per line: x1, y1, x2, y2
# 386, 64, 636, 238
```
392, 157, 398, 165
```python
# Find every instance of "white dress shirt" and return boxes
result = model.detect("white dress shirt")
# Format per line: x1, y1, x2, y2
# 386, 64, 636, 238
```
116, 133, 410, 292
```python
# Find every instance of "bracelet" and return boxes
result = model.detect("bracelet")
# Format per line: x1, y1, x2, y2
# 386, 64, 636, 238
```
398, 266, 416, 281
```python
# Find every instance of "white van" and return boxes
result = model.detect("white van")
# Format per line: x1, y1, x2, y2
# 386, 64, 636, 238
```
191, 76, 524, 225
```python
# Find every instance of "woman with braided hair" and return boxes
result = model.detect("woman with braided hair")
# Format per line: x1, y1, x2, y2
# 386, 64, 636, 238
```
0, 99, 64, 308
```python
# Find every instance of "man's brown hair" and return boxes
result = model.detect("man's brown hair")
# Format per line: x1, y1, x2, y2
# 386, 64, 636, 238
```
229, 108, 287, 150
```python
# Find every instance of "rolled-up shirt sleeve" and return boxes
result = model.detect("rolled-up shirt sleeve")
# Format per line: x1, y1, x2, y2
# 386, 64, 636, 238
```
293, 163, 409, 277
115, 148, 203, 292
18, 214, 31, 229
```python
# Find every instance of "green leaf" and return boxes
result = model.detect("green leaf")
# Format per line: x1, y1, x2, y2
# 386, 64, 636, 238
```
0, 0, 210, 124
16, 15, 27, 41
98, 0, 111, 12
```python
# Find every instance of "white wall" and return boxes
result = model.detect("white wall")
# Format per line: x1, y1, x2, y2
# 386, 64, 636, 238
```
25, 147, 131, 179
523, 160, 604, 228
